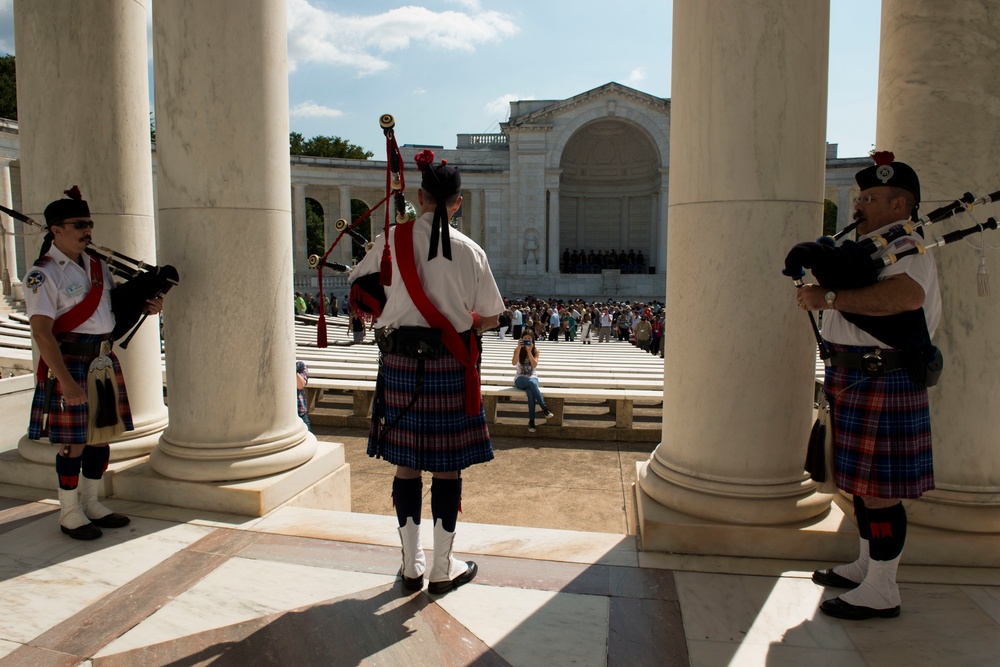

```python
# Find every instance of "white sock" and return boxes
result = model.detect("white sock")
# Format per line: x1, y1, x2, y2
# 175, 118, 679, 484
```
832, 538, 869, 583
839, 556, 901, 609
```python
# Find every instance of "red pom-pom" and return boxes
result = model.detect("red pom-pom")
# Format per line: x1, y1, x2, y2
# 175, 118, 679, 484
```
441, 159, 447, 166
871, 151, 895, 166
64, 185, 83, 200
414, 149, 435, 172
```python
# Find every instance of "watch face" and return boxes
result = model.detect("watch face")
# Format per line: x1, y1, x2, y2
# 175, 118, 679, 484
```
825, 291, 836, 304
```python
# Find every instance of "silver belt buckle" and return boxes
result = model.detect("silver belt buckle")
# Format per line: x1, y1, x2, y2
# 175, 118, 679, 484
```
861, 349, 885, 376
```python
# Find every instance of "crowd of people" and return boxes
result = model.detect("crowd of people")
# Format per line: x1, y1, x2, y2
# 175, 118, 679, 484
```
561, 248, 647, 274
496, 297, 666, 358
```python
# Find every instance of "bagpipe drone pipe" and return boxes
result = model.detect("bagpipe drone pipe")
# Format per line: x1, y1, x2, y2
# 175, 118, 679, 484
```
311, 114, 407, 347
0, 203, 179, 348
782, 188, 1000, 361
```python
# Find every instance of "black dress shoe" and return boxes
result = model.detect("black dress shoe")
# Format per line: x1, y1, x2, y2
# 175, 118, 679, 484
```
90, 513, 131, 528
820, 596, 900, 620
812, 568, 861, 589
399, 571, 424, 591
61, 522, 103, 540
427, 561, 478, 595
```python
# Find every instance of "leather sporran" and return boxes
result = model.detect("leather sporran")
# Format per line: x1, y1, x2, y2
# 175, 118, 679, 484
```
804, 399, 837, 494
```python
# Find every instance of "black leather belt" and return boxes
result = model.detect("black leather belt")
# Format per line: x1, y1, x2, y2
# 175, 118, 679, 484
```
59, 339, 110, 357
376, 326, 474, 359
828, 349, 912, 376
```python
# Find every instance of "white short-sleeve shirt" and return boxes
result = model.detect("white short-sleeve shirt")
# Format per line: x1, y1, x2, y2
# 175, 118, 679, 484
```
350, 213, 504, 331
821, 220, 942, 347
23, 246, 115, 335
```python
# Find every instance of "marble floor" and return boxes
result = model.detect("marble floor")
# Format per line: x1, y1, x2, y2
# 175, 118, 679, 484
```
0, 489, 999, 667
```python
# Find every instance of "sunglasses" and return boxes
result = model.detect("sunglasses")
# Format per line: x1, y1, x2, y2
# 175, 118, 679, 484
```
56, 220, 95, 230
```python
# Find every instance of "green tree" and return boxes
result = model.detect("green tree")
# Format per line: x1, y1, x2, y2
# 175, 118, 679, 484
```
0, 54, 16, 121
290, 131, 373, 160
823, 199, 838, 237
306, 198, 325, 257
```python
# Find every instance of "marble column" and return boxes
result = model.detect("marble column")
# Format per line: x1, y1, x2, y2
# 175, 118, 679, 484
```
0, 156, 18, 296
468, 189, 482, 246
619, 197, 629, 250
877, 0, 1000, 533
836, 186, 853, 234
335, 185, 352, 266
637, 0, 831, 534
547, 188, 560, 273
292, 183, 308, 274
657, 176, 669, 274
149, 0, 317, 482
12, 0, 167, 466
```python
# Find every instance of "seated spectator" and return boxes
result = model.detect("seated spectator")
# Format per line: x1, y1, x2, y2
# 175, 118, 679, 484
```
511, 330, 555, 432
296, 360, 310, 430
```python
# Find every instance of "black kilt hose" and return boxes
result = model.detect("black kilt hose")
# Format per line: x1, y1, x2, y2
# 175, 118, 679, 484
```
368, 352, 493, 472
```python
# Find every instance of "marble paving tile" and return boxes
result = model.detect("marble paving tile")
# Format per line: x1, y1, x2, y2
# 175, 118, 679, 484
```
434, 583, 610, 667
251, 507, 638, 566
609, 597, 687, 667
840, 583, 1000, 667
0, 644, 84, 667
609, 565, 678, 601
687, 640, 867, 667
960, 585, 1000, 624
95, 556, 396, 657
240, 532, 403, 577
0, 522, 214, 644
469, 553, 611, 597
95, 584, 509, 667
673, 572, 856, 650
30, 548, 233, 658
0, 638, 20, 658
1, 512, 213, 566
0, 501, 58, 536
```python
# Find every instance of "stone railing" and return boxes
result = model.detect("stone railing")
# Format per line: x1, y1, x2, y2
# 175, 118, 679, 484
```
456, 133, 508, 150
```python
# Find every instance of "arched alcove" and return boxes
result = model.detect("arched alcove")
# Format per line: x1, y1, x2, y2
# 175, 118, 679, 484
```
558, 119, 660, 272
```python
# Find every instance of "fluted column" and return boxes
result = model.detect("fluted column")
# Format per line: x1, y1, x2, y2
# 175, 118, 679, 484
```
337, 185, 353, 266
13, 0, 166, 463
877, 0, 1000, 532
292, 183, 308, 274
150, 0, 316, 481
547, 188, 560, 273
638, 0, 831, 528
657, 175, 669, 274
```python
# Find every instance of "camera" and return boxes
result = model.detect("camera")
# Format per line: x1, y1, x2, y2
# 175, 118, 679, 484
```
521, 340, 533, 347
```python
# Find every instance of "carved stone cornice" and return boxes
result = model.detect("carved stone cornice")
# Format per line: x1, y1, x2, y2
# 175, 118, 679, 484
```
505, 82, 669, 129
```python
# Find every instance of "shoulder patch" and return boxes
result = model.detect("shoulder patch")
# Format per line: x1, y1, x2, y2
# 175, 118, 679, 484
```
25, 270, 46, 294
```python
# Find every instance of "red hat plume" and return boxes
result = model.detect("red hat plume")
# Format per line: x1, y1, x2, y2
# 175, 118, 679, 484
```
871, 151, 895, 166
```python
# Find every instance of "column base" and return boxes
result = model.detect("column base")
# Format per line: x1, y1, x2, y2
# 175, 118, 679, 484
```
114, 441, 349, 516
17, 412, 167, 464
901, 488, 1000, 533
638, 463, 1000, 567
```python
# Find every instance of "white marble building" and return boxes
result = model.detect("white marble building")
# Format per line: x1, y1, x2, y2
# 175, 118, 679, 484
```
2, 83, 870, 304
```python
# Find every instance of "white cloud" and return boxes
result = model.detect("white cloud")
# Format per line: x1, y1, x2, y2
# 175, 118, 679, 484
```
290, 101, 344, 118
286, 0, 518, 76
0, 0, 14, 54
625, 67, 647, 86
413, 87, 428, 95
485, 93, 532, 118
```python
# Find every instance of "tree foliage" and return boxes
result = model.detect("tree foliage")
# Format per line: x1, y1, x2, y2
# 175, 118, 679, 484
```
0, 54, 16, 121
823, 199, 838, 237
290, 131, 373, 160
306, 198, 325, 257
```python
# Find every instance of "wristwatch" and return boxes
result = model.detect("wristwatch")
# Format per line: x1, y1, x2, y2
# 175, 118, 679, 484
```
824, 290, 837, 309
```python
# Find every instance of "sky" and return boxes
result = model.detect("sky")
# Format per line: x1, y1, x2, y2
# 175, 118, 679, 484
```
0, 0, 881, 159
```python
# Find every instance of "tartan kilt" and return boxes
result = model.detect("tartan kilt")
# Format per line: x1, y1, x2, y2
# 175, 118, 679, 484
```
28, 333, 134, 445
368, 352, 493, 472
824, 343, 934, 499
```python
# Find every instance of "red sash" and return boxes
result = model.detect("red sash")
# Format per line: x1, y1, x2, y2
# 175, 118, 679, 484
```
35, 252, 105, 383
394, 223, 482, 416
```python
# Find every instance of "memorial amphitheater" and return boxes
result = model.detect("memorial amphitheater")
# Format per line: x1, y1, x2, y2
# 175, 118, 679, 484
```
1, 1, 999, 666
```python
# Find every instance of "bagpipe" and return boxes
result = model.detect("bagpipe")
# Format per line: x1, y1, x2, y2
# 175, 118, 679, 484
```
783, 188, 1000, 361
312, 114, 408, 347
0, 203, 179, 348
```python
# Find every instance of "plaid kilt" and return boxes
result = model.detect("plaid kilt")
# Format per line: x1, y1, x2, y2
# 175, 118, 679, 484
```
368, 352, 493, 472
28, 333, 133, 444
824, 343, 934, 499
